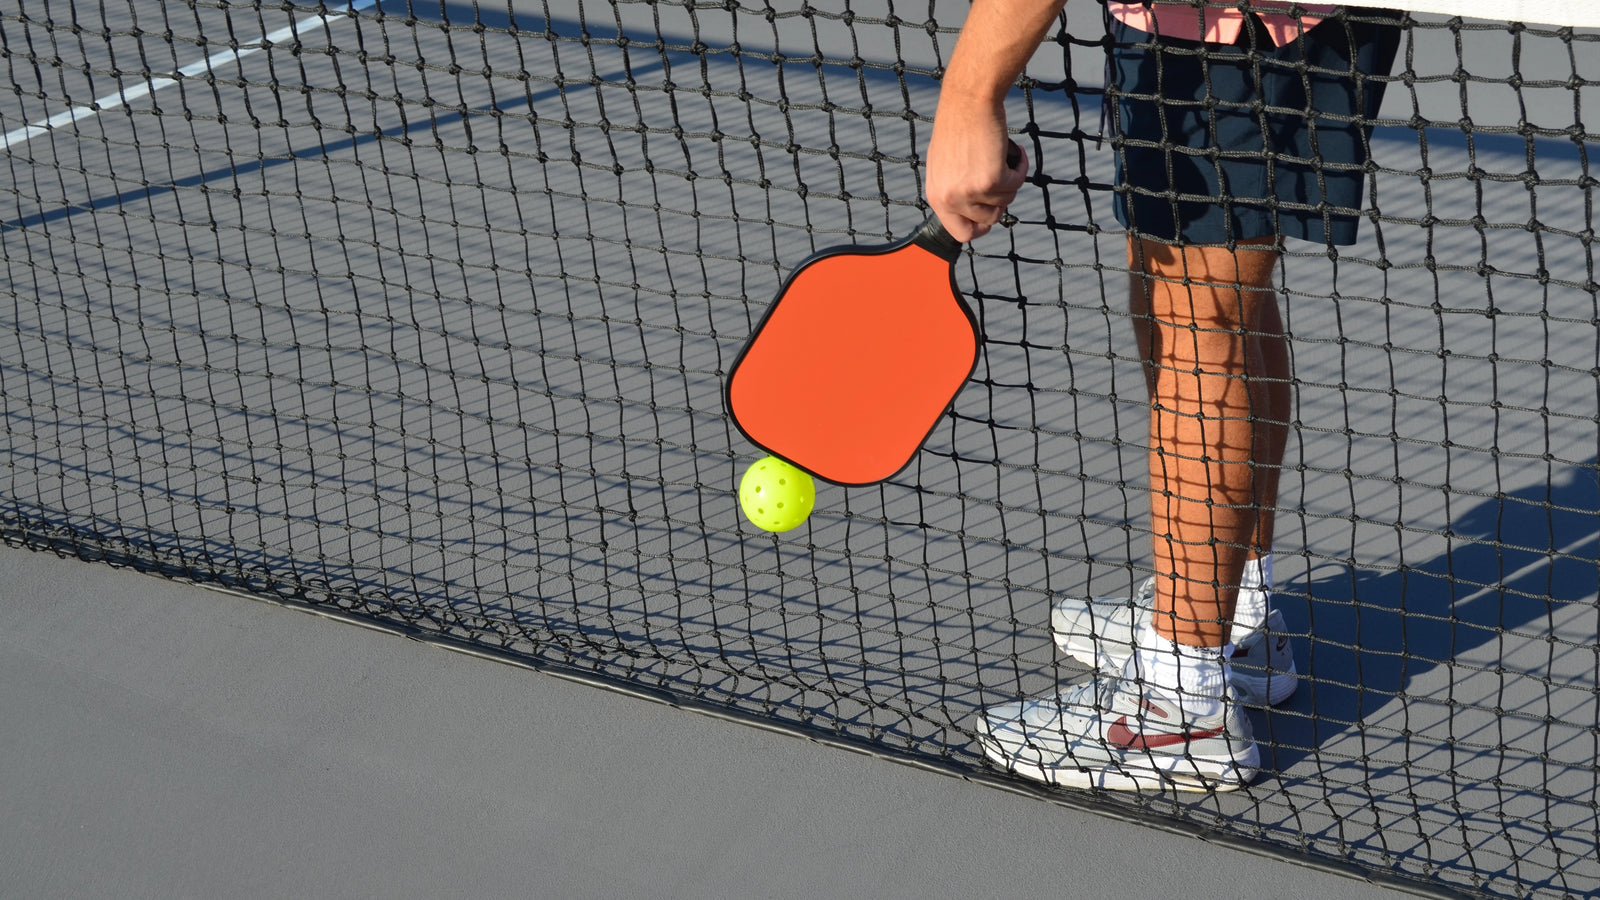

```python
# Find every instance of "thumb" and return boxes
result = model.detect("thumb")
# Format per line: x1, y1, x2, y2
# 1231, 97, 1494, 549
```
999, 141, 1028, 191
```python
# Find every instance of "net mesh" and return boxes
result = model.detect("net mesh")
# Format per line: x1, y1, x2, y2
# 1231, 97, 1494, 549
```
1, 0, 1595, 895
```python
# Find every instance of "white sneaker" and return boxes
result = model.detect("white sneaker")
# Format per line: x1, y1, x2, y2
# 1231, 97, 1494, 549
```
1050, 577, 1299, 706
978, 659, 1260, 792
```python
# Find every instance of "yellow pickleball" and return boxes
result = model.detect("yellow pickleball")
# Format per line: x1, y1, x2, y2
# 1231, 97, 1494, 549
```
738, 456, 815, 532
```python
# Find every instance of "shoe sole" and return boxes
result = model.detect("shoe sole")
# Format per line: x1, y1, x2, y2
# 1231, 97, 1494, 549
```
976, 732, 1260, 793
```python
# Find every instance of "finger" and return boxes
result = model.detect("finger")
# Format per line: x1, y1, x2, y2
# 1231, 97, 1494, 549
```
958, 219, 992, 242
940, 211, 990, 243
971, 156, 1027, 209
1004, 142, 1029, 186
966, 184, 1021, 208
955, 200, 1006, 230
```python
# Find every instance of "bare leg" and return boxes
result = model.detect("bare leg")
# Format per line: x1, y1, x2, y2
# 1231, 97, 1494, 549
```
1236, 282, 1289, 567
1127, 236, 1286, 648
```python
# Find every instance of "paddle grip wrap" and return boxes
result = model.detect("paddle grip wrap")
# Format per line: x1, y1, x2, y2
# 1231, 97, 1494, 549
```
910, 215, 962, 261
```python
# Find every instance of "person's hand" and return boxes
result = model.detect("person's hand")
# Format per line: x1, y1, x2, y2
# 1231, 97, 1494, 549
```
924, 99, 1028, 242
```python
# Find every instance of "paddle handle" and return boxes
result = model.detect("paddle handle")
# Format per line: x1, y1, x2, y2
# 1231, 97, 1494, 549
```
910, 216, 963, 261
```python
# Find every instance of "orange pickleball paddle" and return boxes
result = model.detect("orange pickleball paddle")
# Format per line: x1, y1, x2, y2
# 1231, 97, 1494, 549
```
726, 215, 977, 486
728, 143, 1022, 487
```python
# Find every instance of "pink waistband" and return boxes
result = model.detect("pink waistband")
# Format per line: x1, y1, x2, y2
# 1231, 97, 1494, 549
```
1108, 2, 1340, 46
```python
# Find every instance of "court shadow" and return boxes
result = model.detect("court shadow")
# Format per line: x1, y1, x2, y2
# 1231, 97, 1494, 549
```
1260, 459, 1600, 771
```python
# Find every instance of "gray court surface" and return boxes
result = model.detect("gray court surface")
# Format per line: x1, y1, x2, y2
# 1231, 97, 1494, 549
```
0, 543, 1413, 899
2, 0, 1597, 896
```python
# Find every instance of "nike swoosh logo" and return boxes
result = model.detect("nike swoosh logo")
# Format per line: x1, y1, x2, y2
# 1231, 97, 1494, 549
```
1106, 716, 1223, 750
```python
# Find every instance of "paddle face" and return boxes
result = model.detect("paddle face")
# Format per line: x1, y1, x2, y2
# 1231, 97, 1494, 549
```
726, 219, 977, 486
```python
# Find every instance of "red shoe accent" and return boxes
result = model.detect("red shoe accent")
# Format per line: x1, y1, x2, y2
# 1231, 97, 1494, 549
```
1106, 715, 1222, 750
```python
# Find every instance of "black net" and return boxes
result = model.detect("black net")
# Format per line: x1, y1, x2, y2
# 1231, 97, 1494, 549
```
1, 0, 1595, 895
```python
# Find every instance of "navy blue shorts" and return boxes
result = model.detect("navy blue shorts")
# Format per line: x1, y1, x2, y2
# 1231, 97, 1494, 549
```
1109, 8, 1401, 246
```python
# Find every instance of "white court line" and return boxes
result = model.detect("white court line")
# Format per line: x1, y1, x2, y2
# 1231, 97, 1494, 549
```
1, 0, 377, 152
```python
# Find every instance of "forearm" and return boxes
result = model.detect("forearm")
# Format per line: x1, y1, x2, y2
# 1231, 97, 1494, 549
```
940, 0, 1068, 108
925, 0, 1066, 241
